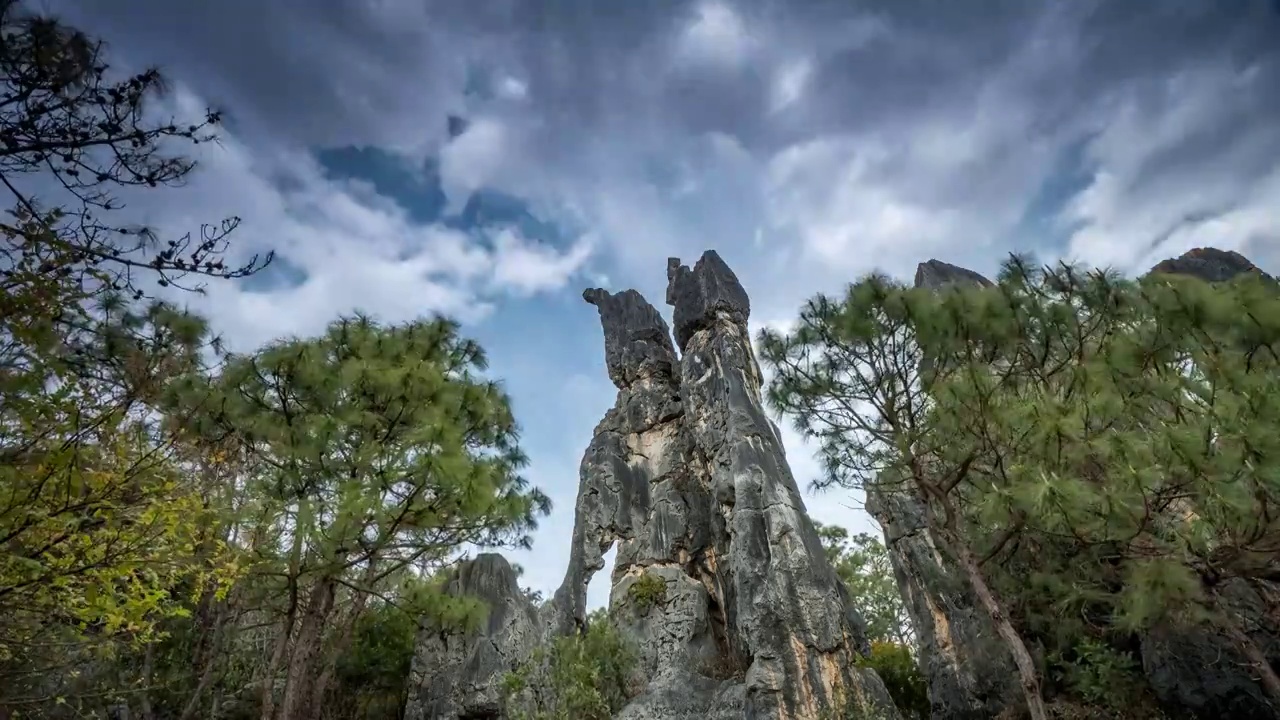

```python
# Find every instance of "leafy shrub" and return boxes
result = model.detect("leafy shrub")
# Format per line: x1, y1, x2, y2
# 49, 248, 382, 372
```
1048, 637, 1146, 711
327, 602, 420, 719
856, 641, 930, 719
502, 610, 638, 720
627, 573, 667, 614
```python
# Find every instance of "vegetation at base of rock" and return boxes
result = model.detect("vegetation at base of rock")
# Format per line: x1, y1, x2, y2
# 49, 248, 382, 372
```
814, 522, 914, 647
762, 254, 1280, 718
1046, 637, 1146, 712
855, 642, 929, 719
626, 572, 668, 614
501, 610, 638, 720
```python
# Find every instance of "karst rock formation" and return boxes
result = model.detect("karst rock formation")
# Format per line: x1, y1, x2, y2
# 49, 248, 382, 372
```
404, 247, 1280, 720
405, 250, 900, 720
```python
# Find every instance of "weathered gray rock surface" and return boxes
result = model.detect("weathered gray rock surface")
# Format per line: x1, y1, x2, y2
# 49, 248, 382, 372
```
403, 554, 548, 720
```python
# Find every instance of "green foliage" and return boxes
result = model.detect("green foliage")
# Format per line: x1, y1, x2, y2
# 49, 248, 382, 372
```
762, 254, 1280, 710
171, 314, 550, 577
813, 522, 913, 646
0, 291, 237, 677
327, 601, 420, 719
627, 572, 668, 614
503, 610, 638, 720
0, 1, 264, 711
1047, 637, 1145, 711
856, 641, 930, 719
160, 314, 550, 720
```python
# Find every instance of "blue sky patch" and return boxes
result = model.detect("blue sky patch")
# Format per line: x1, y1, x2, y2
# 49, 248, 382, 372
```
315, 146, 448, 224
1004, 135, 1097, 259
238, 254, 309, 293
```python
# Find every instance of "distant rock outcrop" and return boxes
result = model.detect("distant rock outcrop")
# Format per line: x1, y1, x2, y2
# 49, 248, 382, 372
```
403, 554, 547, 720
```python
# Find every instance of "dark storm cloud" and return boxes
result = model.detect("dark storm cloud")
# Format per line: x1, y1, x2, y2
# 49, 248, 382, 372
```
37, 0, 1280, 287
41, 0, 1280, 168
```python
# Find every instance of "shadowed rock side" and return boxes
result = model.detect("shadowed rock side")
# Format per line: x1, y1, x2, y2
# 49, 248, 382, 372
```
403, 554, 546, 720
867, 260, 1021, 720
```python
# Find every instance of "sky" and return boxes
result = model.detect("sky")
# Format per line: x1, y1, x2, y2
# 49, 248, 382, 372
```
35, 0, 1280, 609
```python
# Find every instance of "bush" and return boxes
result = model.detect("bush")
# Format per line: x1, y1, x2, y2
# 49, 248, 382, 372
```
627, 573, 668, 614
502, 610, 638, 720
1048, 637, 1147, 711
856, 641, 930, 719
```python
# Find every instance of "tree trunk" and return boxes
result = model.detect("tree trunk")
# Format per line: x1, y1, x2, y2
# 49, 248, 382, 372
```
139, 642, 156, 720
310, 564, 376, 713
922, 477, 1049, 720
260, 527, 305, 720
1215, 604, 1280, 705
278, 575, 337, 720
179, 602, 230, 720
951, 537, 1049, 720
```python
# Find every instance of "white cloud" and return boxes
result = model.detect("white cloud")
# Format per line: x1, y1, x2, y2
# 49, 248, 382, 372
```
118, 87, 590, 352
769, 57, 813, 113
1065, 63, 1280, 272
489, 229, 595, 296
677, 1, 756, 66
439, 117, 512, 212
496, 75, 529, 101
763, 136, 966, 275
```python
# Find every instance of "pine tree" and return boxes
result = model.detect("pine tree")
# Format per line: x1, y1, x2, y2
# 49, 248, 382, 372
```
169, 314, 551, 720
760, 257, 1280, 715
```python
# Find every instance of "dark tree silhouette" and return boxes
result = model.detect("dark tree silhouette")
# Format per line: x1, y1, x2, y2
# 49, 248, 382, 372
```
0, 0, 270, 298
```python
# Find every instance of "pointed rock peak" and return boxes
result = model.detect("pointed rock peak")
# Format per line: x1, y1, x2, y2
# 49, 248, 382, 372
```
914, 259, 993, 290
1147, 246, 1274, 283
582, 287, 677, 388
665, 250, 751, 350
